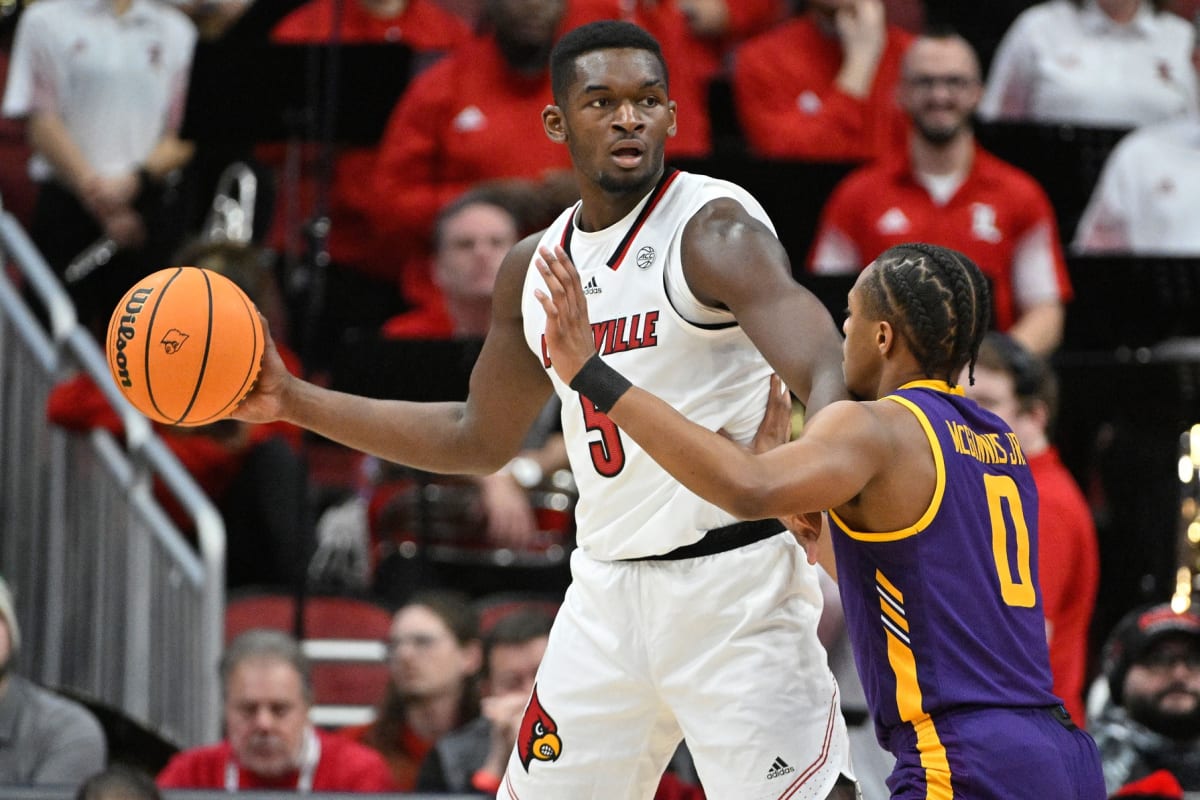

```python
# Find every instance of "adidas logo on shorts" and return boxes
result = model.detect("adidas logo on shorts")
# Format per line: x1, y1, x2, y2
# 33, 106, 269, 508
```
766, 756, 795, 780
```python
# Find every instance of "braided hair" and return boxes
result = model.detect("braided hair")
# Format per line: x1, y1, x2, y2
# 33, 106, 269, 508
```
860, 242, 991, 387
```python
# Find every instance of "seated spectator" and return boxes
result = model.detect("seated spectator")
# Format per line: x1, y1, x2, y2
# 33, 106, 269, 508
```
965, 332, 1099, 726
1073, 118, 1200, 254
416, 605, 554, 794
979, 0, 1197, 128
809, 29, 1072, 355
370, 0, 576, 315
342, 591, 482, 790
381, 188, 523, 340
0, 575, 107, 787
157, 628, 396, 791
1091, 602, 1200, 793
379, 189, 569, 553
77, 766, 162, 800
730, 0, 913, 162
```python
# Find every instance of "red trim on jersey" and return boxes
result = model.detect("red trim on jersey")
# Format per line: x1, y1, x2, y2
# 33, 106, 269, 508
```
559, 170, 682, 271
559, 203, 578, 256
505, 771, 521, 799
607, 168, 681, 270
775, 687, 838, 800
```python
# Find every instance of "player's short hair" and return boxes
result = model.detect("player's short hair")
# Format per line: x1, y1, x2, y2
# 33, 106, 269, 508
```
550, 20, 668, 106
861, 242, 991, 388
219, 628, 313, 704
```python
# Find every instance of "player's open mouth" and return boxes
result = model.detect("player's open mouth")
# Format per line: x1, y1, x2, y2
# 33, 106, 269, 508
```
611, 141, 645, 167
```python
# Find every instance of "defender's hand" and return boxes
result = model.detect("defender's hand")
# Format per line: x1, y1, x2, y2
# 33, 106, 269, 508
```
751, 375, 793, 455
534, 245, 599, 385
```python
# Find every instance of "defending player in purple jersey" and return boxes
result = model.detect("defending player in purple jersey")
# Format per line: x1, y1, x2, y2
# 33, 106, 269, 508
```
536, 240, 1107, 798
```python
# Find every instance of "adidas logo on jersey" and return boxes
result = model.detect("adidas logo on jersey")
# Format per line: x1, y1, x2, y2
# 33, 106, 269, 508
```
583, 276, 602, 295
766, 756, 795, 780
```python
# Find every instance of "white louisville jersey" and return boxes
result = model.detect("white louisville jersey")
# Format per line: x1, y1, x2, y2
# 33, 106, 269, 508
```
521, 169, 778, 561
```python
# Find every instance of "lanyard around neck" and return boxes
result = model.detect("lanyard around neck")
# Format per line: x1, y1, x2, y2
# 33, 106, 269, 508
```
224, 725, 321, 792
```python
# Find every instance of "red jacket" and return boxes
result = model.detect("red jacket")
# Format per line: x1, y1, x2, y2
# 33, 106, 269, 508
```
809, 144, 1072, 330
732, 15, 912, 161
370, 32, 574, 306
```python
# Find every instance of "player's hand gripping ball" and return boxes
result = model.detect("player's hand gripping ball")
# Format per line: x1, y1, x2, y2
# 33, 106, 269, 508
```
106, 266, 265, 426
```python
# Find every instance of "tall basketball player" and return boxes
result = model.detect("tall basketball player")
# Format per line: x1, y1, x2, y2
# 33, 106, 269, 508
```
236, 20, 857, 799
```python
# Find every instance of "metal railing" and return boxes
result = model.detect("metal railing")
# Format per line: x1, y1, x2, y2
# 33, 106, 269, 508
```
0, 209, 225, 747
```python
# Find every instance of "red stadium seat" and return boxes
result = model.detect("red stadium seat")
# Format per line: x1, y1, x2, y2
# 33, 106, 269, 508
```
225, 591, 394, 727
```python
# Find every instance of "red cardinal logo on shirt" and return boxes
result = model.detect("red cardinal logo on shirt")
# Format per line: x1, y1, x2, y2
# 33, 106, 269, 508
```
518, 685, 562, 772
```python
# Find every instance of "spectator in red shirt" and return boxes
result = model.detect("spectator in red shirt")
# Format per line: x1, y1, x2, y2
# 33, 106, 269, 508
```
965, 332, 1100, 727
369, 0, 577, 314
266, 0, 471, 373
377, 189, 568, 553
380, 188, 522, 340
808, 30, 1071, 355
731, 0, 913, 161
157, 629, 397, 792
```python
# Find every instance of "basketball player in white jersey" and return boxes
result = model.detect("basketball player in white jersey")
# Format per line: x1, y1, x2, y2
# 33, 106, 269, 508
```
235, 20, 856, 800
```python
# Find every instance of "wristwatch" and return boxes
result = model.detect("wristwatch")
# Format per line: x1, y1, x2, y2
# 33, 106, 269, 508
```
503, 456, 544, 489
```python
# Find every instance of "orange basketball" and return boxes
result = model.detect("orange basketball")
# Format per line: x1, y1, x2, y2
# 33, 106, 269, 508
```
105, 266, 265, 427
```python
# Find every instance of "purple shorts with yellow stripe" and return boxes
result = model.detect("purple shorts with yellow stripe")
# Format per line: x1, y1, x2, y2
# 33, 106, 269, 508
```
884, 705, 1105, 799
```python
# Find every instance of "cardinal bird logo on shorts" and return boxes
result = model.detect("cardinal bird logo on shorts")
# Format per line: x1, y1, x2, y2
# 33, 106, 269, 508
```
160, 329, 189, 354
517, 685, 562, 772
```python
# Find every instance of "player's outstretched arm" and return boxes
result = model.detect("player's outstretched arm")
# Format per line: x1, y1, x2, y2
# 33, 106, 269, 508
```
231, 238, 554, 475
535, 245, 884, 520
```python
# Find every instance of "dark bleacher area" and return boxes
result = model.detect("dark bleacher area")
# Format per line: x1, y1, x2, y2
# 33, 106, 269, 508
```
1062, 255, 1200, 351
975, 121, 1130, 245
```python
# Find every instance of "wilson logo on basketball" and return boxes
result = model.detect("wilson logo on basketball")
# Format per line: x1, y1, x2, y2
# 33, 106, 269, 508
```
160, 329, 189, 354
518, 685, 562, 772
111, 286, 155, 387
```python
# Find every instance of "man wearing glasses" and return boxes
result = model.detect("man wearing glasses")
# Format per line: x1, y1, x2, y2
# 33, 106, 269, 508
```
1093, 602, 1200, 794
809, 29, 1072, 357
